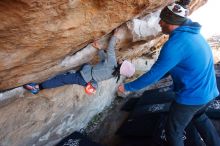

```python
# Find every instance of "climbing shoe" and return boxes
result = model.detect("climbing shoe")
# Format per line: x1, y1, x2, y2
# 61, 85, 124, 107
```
23, 83, 40, 94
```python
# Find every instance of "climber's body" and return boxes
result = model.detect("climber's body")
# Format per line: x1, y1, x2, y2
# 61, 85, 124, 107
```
23, 29, 135, 95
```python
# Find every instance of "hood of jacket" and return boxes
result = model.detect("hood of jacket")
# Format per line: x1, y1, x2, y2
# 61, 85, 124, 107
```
171, 19, 201, 35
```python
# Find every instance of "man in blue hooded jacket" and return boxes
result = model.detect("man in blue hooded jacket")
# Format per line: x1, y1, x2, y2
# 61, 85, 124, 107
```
118, 1, 220, 146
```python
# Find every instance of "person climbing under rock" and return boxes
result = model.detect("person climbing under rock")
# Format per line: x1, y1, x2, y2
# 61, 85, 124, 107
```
23, 29, 135, 95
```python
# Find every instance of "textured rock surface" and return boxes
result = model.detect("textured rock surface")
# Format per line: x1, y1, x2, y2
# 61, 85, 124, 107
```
0, 0, 207, 146
0, 79, 119, 146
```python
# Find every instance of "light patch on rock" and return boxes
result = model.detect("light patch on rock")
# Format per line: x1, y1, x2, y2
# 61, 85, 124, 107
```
32, 132, 41, 138
128, 10, 161, 41
133, 57, 156, 72
0, 87, 25, 102
46, 113, 57, 125
59, 114, 77, 133
60, 44, 96, 67
56, 120, 69, 135
39, 130, 51, 142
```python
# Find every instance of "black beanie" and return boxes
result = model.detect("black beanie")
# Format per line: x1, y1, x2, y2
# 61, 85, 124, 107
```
160, 2, 189, 25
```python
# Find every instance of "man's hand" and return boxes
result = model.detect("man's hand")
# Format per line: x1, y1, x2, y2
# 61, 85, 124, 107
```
117, 84, 131, 98
118, 84, 125, 93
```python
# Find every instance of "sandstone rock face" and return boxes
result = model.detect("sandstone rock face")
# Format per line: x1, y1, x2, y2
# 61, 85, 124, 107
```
0, 0, 207, 146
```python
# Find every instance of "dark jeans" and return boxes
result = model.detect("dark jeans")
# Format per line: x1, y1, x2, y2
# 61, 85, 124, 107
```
40, 71, 87, 89
166, 100, 220, 146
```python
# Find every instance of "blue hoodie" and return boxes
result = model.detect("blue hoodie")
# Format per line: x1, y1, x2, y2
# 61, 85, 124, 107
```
125, 19, 219, 105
